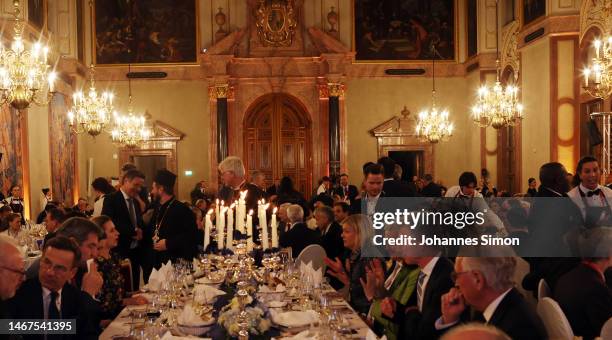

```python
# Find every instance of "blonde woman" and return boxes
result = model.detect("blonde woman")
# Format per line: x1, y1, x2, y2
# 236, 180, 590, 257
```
324, 214, 379, 314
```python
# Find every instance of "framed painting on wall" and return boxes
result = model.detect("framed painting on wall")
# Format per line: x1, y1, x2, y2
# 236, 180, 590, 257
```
27, 0, 46, 31
522, 0, 545, 26
49, 94, 77, 206
353, 0, 456, 62
93, 0, 199, 65
0, 105, 24, 200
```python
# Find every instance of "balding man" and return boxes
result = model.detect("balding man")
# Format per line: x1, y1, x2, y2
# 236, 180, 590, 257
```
0, 235, 25, 318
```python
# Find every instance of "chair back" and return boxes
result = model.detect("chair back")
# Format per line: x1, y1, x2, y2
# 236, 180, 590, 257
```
537, 297, 574, 340
538, 278, 552, 300
295, 244, 326, 272
120, 259, 134, 293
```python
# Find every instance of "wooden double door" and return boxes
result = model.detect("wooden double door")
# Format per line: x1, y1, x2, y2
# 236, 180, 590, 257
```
244, 94, 312, 197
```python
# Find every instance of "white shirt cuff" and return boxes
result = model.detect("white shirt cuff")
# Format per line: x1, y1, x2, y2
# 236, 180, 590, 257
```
435, 316, 459, 330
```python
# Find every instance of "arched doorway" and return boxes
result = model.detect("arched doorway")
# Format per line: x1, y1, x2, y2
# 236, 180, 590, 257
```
244, 94, 312, 197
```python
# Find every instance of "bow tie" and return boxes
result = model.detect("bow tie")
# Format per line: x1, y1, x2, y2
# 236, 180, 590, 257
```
587, 189, 601, 197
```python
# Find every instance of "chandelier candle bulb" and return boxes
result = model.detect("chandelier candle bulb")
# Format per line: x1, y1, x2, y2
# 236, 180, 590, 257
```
246, 210, 254, 252
204, 209, 213, 249
271, 207, 278, 248
227, 203, 235, 250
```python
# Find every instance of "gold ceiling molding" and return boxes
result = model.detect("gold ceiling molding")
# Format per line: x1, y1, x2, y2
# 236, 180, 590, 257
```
580, 0, 612, 43
501, 20, 520, 81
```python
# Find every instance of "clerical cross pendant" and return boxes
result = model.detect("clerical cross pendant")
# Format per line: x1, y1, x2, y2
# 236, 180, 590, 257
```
153, 228, 160, 242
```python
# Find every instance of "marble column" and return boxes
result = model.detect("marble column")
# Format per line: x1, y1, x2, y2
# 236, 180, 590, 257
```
328, 83, 344, 178
215, 84, 229, 162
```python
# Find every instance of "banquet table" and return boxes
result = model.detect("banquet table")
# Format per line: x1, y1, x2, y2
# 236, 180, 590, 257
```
100, 282, 374, 340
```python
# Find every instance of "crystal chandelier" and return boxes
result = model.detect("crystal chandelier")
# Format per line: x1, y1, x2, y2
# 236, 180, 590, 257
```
0, 0, 57, 111
67, 64, 114, 136
583, 37, 612, 99
415, 46, 453, 143
110, 66, 153, 148
471, 0, 523, 129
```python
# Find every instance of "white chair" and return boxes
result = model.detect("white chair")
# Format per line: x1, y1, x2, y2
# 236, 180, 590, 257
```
537, 297, 574, 340
538, 278, 552, 300
295, 244, 327, 272
600, 317, 612, 340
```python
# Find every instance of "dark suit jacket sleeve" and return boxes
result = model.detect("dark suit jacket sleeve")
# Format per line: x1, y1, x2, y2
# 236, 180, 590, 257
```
102, 193, 135, 239
165, 204, 198, 255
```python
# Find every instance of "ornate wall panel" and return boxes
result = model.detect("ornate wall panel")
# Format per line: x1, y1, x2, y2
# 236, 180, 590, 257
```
49, 93, 77, 205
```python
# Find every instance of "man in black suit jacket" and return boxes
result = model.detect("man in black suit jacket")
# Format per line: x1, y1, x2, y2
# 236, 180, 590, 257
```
350, 164, 385, 215
244, 171, 268, 211
150, 170, 199, 268
420, 174, 442, 197
378, 157, 415, 197
279, 204, 321, 259
102, 169, 149, 288
439, 257, 547, 340
554, 258, 612, 339
8, 236, 98, 339
334, 173, 359, 203
313, 206, 344, 260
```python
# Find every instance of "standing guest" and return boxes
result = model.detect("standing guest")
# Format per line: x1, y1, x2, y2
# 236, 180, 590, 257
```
8, 236, 99, 339
567, 156, 612, 228
526, 178, 538, 197
266, 178, 281, 198
150, 170, 198, 268
437, 257, 547, 339
334, 174, 359, 203
316, 176, 333, 196
190, 181, 208, 206
377, 157, 415, 197
0, 213, 26, 242
324, 214, 377, 315
3, 185, 24, 224
91, 177, 116, 217
0, 205, 13, 231
332, 201, 350, 224
102, 169, 148, 289
194, 199, 208, 214
244, 170, 268, 210
420, 174, 442, 197
218, 156, 248, 205
43, 208, 66, 245
91, 216, 148, 322
41, 188, 52, 212
0, 235, 25, 318
276, 176, 307, 208
553, 228, 612, 340
279, 204, 320, 259
351, 164, 385, 216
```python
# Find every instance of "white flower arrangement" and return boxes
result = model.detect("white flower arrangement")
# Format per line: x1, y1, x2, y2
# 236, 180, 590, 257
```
217, 297, 271, 336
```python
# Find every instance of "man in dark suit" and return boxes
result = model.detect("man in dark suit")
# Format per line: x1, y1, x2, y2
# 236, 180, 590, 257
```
420, 174, 442, 197
351, 164, 385, 215
334, 173, 359, 203
332, 201, 350, 224
218, 156, 248, 204
42, 208, 66, 246
438, 257, 547, 340
279, 204, 321, 259
381, 256, 455, 339
102, 169, 149, 288
378, 157, 415, 197
150, 170, 199, 268
8, 236, 98, 339
554, 255, 612, 339
313, 206, 343, 261
244, 170, 268, 210
0, 236, 25, 319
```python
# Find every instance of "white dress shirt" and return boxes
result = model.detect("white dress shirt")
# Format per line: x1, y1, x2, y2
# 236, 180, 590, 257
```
42, 286, 62, 319
92, 195, 105, 217
418, 257, 440, 312
482, 288, 512, 323
567, 184, 612, 220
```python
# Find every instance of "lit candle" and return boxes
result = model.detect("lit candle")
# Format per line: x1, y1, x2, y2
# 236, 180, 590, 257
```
226, 203, 235, 250
204, 209, 212, 249
217, 206, 227, 249
215, 199, 220, 229
236, 190, 247, 234
271, 207, 278, 248
258, 200, 270, 250
246, 210, 254, 252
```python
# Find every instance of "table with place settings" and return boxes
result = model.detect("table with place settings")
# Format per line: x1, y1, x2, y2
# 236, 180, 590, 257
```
99, 252, 376, 340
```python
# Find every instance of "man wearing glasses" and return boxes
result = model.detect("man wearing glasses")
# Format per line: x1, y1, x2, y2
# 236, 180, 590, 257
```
0, 235, 25, 319
7, 236, 98, 339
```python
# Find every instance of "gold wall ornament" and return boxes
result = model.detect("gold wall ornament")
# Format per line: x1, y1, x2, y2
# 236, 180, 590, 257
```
327, 83, 345, 97
255, 0, 298, 47
501, 20, 520, 81
580, 0, 612, 44
216, 84, 229, 99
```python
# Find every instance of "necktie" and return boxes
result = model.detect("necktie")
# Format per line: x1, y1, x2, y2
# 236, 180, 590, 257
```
417, 271, 426, 311
48, 291, 60, 319
127, 198, 137, 227
587, 189, 602, 197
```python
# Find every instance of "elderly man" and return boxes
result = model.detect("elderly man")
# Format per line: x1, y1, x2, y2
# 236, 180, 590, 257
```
0, 235, 25, 318
440, 323, 511, 340
437, 257, 546, 339
279, 204, 320, 258
314, 206, 343, 261
218, 156, 247, 203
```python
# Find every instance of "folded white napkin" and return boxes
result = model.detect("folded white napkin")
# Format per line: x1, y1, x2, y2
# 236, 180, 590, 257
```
365, 329, 387, 340
177, 304, 214, 327
192, 284, 226, 304
147, 261, 173, 291
259, 284, 286, 293
271, 310, 319, 328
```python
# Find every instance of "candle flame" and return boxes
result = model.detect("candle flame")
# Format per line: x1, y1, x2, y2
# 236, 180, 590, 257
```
216, 198, 219, 204
230, 203, 236, 209
207, 209, 213, 215
240, 190, 248, 199
273, 207, 278, 214
264, 203, 270, 210
248, 209, 253, 216
221, 200, 225, 206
